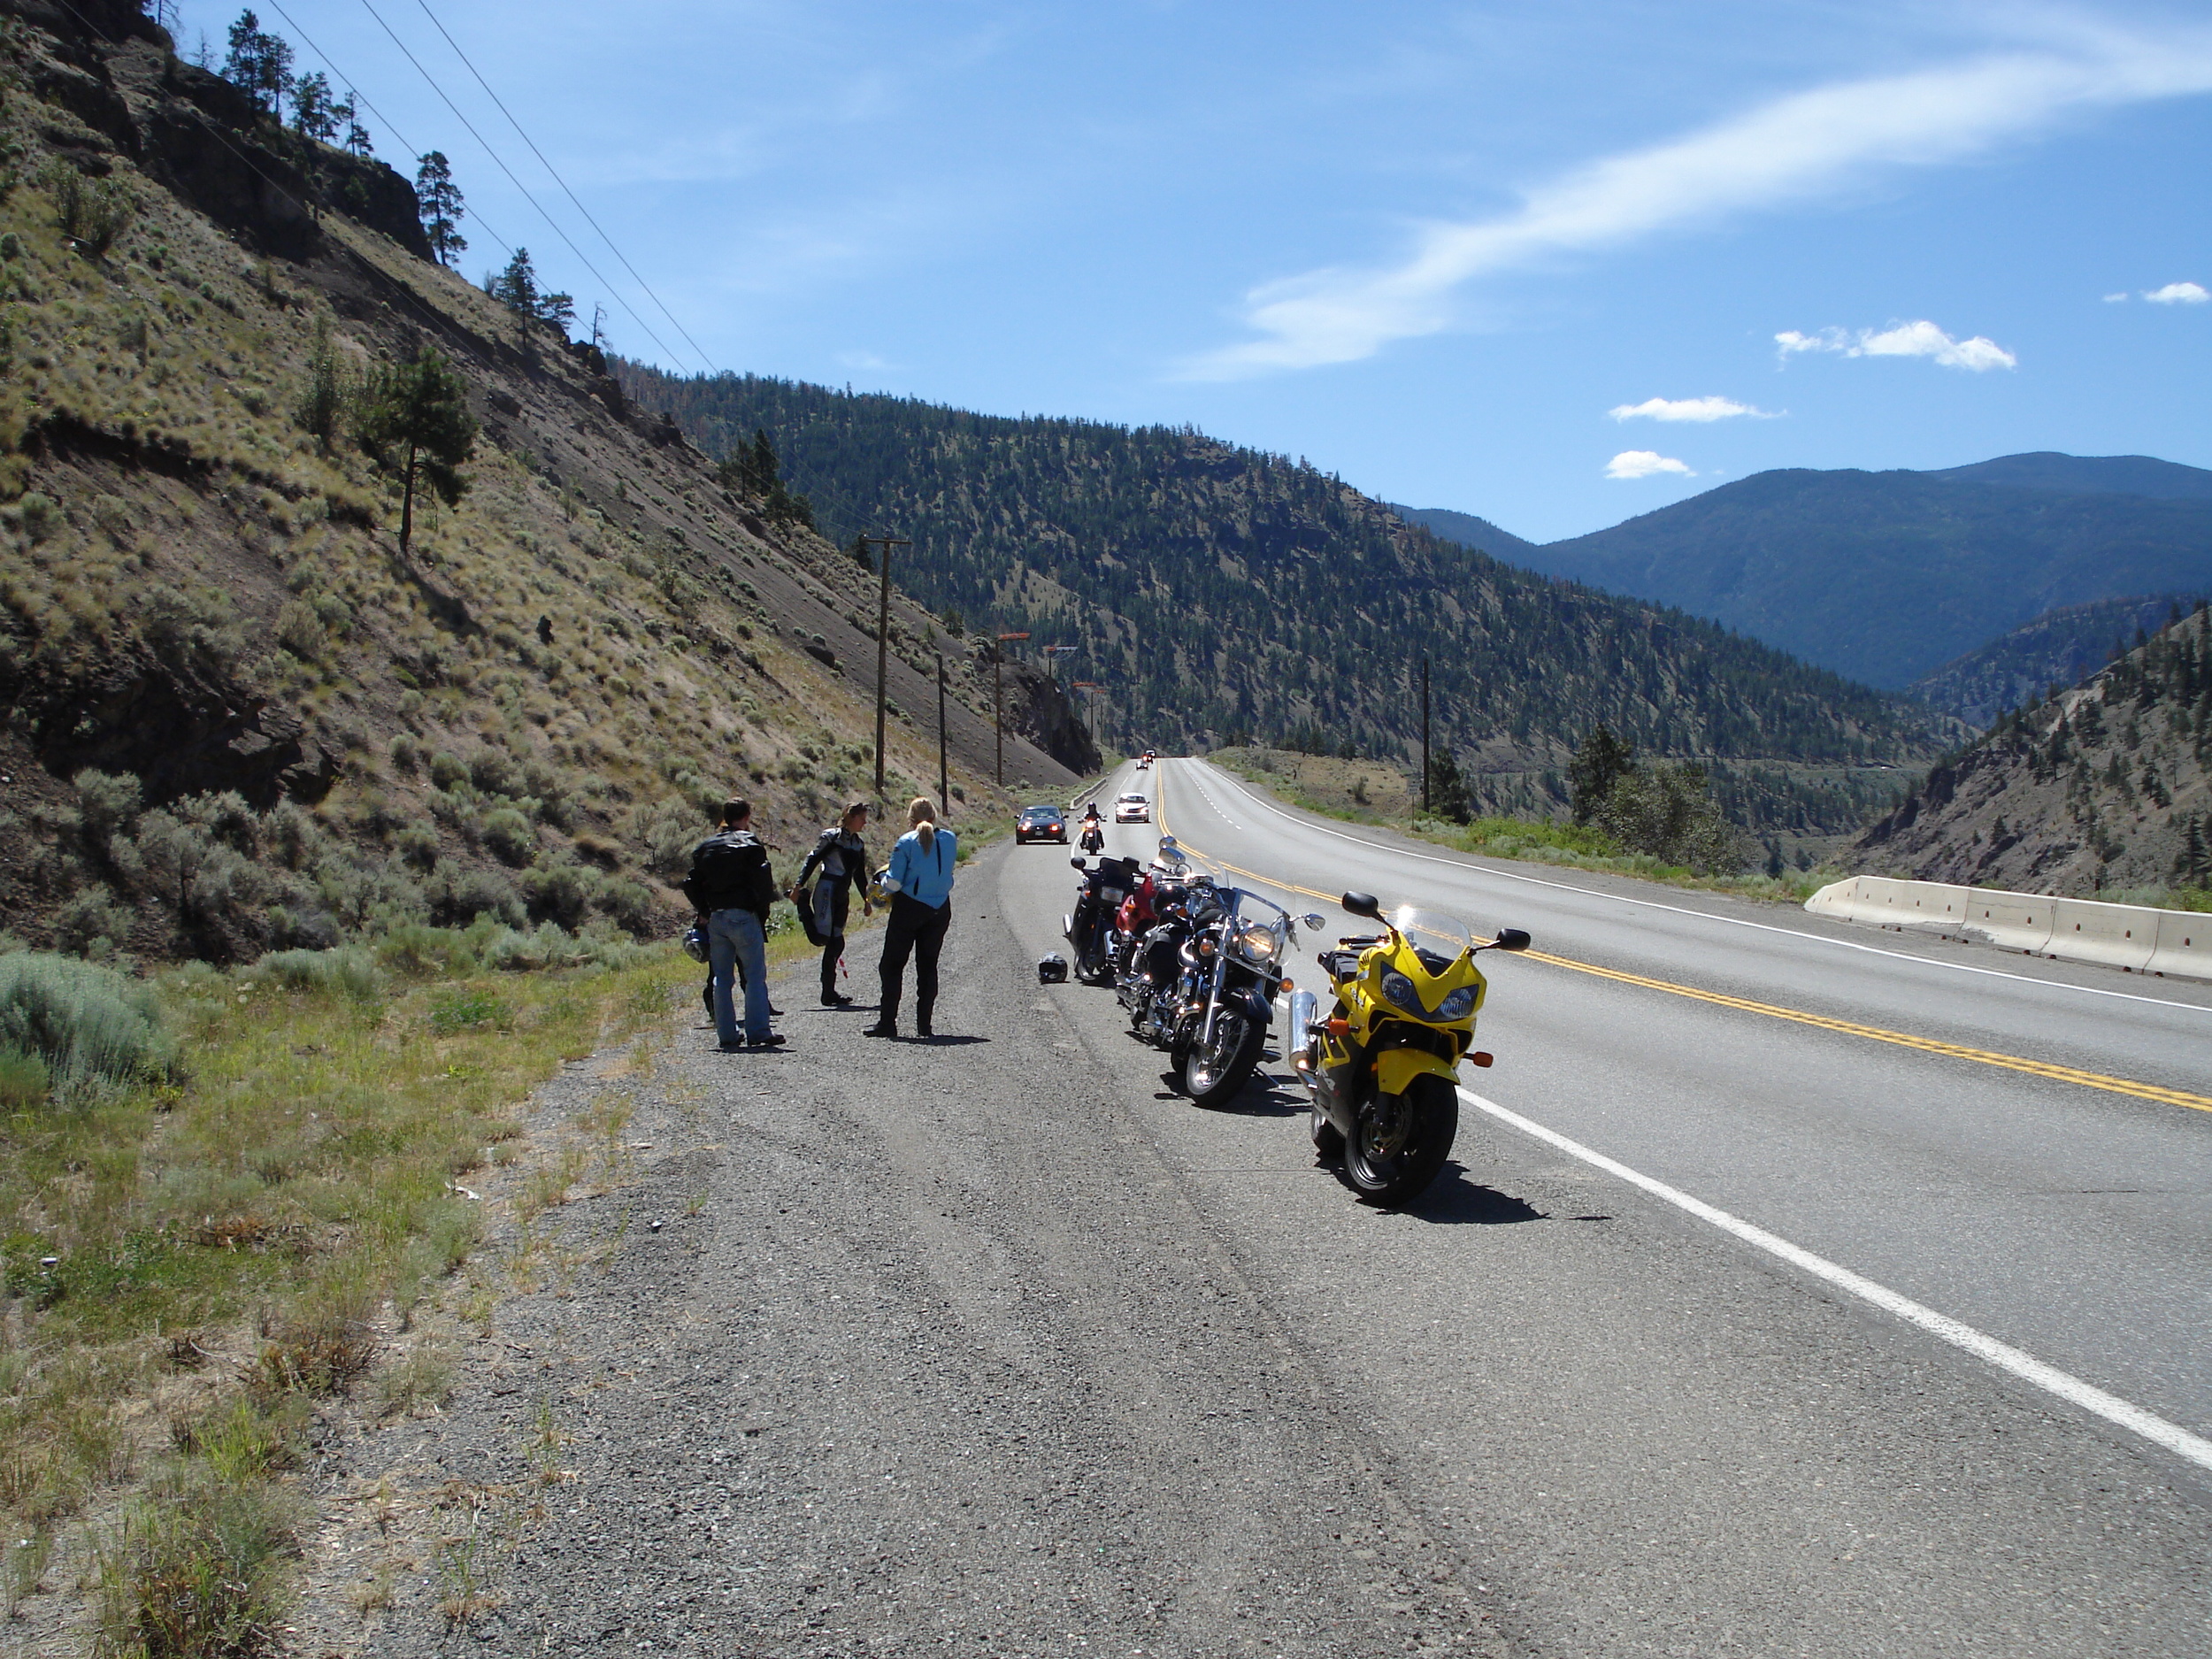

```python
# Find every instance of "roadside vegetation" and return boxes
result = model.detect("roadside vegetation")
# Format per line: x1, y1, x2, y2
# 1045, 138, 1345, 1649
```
1208, 746, 1845, 905
0, 926, 702, 1652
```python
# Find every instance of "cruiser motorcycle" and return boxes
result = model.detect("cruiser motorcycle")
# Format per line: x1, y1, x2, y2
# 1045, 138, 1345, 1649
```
1143, 861, 1324, 1109
1064, 853, 1142, 985
1288, 893, 1529, 1205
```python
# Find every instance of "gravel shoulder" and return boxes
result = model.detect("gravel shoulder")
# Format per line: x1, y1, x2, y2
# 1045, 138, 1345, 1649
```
300, 840, 2211, 1659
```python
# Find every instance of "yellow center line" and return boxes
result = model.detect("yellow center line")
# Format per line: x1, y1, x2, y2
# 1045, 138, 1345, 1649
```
1156, 788, 2212, 1117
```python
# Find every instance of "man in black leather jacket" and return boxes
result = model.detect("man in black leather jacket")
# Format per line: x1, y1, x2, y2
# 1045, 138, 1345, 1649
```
684, 798, 784, 1050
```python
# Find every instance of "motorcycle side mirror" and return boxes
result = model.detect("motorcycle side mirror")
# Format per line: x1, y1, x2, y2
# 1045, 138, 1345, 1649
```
1487, 927, 1532, 952
1070, 856, 1088, 870
1302, 913, 1326, 931
1340, 892, 1382, 920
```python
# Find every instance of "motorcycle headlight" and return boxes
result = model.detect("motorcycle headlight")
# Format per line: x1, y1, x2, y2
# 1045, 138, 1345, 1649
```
1236, 924, 1278, 962
1380, 971, 1425, 1017
1432, 985, 1477, 1021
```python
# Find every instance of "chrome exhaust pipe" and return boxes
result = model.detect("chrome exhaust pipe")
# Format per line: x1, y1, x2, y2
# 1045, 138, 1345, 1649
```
1286, 989, 1317, 1073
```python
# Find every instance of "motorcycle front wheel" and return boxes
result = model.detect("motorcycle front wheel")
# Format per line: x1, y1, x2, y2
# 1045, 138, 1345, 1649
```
1342, 1074, 1457, 1206
1179, 1012, 1264, 1107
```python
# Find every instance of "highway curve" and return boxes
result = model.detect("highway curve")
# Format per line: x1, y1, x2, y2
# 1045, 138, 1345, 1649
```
339, 758, 2211, 1656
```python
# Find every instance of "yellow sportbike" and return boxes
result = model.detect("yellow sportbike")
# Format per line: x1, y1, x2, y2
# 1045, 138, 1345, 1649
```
1288, 893, 1529, 1206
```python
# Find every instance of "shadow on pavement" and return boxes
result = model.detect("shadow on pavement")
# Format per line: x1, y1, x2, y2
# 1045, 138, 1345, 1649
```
1409, 1166, 1547, 1225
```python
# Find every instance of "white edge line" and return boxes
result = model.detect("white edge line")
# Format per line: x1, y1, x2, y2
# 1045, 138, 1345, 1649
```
1181, 761, 2208, 1016
1456, 1084, 2212, 1474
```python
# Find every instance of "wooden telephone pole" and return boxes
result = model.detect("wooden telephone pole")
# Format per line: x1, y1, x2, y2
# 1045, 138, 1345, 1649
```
995, 632, 1029, 786
935, 654, 949, 817
1421, 656, 1431, 816
863, 535, 911, 798
1071, 681, 1101, 750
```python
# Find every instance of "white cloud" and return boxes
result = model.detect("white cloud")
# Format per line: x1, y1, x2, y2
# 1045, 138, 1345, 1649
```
1608, 395, 1776, 422
2103, 291, 2131, 302
1774, 319, 2016, 371
1606, 450, 1696, 480
2144, 280, 2210, 303
1181, 25, 2212, 379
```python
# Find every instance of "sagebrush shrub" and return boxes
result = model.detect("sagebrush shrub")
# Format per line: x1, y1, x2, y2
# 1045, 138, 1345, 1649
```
0, 951, 173, 1091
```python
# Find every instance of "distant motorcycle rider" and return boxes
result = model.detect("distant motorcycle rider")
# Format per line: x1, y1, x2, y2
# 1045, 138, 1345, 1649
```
1079, 800, 1105, 854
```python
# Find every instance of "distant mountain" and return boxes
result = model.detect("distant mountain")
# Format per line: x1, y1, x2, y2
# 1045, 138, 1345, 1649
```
1859, 603, 2212, 897
1386, 505, 1540, 563
1476, 460, 2212, 689
1925, 452, 2212, 501
620, 371, 1962, 837
1909, 595, 2203, 729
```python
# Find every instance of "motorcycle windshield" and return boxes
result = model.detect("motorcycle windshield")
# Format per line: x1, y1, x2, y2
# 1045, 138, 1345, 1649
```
1391, 905, 1473, 972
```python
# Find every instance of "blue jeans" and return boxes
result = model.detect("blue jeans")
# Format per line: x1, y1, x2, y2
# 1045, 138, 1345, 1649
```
708, 908, 771, 1045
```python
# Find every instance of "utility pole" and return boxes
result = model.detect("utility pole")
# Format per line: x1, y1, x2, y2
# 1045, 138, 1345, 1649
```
995, 631, 1029, 787
1040, 645, 1078, 679
1421, 656, 1431, 817
864, 534, 911, 799
935, 653, 949, 817
1072, 681, 1101, 751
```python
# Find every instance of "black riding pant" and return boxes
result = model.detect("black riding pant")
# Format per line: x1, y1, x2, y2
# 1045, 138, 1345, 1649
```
817, 887, 852, 997
878, 893, 951, 1029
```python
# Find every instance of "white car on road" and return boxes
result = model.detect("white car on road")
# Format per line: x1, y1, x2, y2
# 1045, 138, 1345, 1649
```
1114, 793, 1150, 823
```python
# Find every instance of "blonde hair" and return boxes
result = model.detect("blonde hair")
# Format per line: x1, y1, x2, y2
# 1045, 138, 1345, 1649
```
908, 796, 937, 854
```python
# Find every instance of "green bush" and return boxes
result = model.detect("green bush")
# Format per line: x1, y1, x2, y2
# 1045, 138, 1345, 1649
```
480, 807, 536, 866
428, 987, 506, 1033
0, 953, 173, 1094
253, 948, 384, 1002
0, 1047, 50, 1109
52, 887, 134, 959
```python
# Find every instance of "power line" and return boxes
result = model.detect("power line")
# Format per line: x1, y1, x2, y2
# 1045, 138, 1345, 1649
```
353, 0, 695, 371
258, 0, 514, 257
409, 0, 721, 376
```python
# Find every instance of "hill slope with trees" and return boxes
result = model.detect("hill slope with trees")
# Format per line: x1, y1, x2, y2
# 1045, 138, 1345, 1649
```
617, 370, 1962, 843
0, 0, 1083, 962
1857, 603, 2212, 899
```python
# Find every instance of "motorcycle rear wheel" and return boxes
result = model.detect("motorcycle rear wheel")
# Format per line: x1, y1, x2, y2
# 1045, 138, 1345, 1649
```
1180, 1013, 1264, 1107
1341, 1074, 1457, 1206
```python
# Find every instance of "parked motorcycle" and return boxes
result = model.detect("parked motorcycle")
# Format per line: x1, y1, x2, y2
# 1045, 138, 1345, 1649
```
1151, 867, 1322, 1108
1064, 853, 1142, 984
1109, 839, 1190, 998
1288, 893, 1529, 1205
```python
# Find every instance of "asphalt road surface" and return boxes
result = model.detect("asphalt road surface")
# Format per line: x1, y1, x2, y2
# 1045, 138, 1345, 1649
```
350, 768, 2211, 1656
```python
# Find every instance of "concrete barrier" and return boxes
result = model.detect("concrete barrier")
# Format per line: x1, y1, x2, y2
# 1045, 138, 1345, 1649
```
1804, 877, 2210, 983
2146, 909, 2212, 981
2046, 896, 2157, 972
1962, 888, 2055, 956
1849, 876, 1976, 930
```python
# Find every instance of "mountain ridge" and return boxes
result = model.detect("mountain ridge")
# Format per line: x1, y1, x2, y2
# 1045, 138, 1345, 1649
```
621, 369, 1963, 848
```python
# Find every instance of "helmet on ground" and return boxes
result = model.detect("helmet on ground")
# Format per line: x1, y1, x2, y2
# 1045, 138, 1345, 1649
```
1036, 953, 1069, 984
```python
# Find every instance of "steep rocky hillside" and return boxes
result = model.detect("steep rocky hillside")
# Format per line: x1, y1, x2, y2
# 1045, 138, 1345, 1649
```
618, 369, 1961, 841
0, 0, 1083, 962
1857, 603, 2212, 897
1907, 595, 2199, 728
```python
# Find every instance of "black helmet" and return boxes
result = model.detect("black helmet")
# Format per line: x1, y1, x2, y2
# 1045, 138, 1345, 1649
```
1035, 952, 1069, 984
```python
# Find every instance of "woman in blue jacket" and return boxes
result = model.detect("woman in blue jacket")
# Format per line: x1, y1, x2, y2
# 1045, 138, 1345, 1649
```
866, 798, 956, 1040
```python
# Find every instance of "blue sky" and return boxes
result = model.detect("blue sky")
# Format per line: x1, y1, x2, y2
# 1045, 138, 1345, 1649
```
185, 1, 2212, 541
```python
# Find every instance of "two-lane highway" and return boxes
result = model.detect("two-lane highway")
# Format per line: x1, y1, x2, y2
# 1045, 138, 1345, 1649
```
1139, 755, 2212, 1455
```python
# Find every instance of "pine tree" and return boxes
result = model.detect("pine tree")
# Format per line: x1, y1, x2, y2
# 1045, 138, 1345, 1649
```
221, 11, 290, 115
1426, 749, 1470, 824
356, 347, 477, 556
1568, 725, 1637, 825
289, 70, 337, 142
415, 151, 466, 266
486, 248, 575, 331
336, 91, 373, 157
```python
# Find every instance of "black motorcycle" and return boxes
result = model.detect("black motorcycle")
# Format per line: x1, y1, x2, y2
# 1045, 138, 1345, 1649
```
1153, 872, 1317, 1107
1119, 873, 1210, 1041
1064, 854, 1141, 985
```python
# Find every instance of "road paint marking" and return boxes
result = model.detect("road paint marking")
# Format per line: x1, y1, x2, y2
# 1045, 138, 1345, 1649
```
1525, 951, 2212, 1113
1182, 760, 2212, 1016
1159, 777, 2212, 1116
1455, 1084, 2212, 1476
